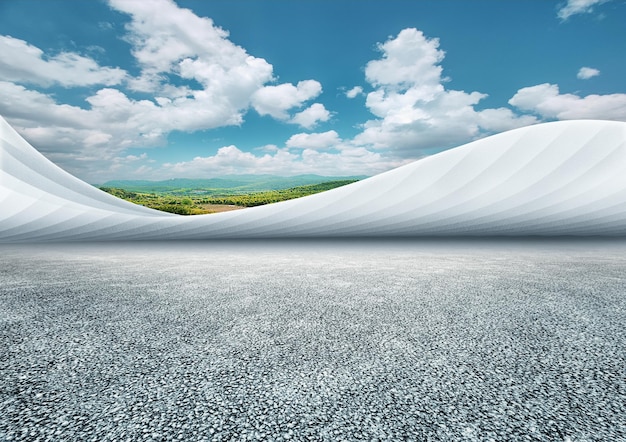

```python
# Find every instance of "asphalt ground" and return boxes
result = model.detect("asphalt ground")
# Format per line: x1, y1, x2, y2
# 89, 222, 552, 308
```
1, 240, 625, 441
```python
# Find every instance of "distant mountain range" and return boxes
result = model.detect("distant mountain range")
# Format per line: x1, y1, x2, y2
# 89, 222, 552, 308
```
98, 174, 369, 194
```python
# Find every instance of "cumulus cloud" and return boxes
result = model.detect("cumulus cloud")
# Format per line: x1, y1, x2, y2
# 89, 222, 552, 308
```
0, 36, 126, 87
285, 131, 341, 150
159, 143, 402, 178
577, 66, 601, 79
108, 0, 276, 130
0, 77, 264, 168
1, 0, 272, 144
476, 108, 538, 133
163, 145, 290, 176
290, 103, 331, 128
345, 86, 363, 99
509, 83, 626, 120
251, 80, 322, 120
557, 0, 611, 20
110, 153, 149, 172
365, 29, 444, 90
297, 147, 401, 176
109, 0, 273, 96
123, 153, 148, 162
352, 28, 537, 156
0, 0, 333, 181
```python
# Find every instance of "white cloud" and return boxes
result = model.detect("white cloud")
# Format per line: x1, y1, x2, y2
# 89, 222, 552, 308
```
352, 28, 537, 156
298, 147, 402, 176
109, 0, 273, 94
0, 82, 134, 174
162, 145, 297, 176
251, 80, 322, 119
476, 108, 538, 133
290, 103, 331, 128
577, 66, 601, 79
0, 80, 239, 181
110, 153, 149, 172
0, 78, 261, 164
346, 86, 363, 99
108, 0, 275, 126
557, 0, 611, 20
286, 131, 341, 150
98, 21, 115, 31
0, 0, 332, 181
159, 143, 402, 178
0, 81, 89, 127
122, 153, 148, 162
1, 0, 281, 145
256, 144, 280, 152
509, 83, 626, 120
0, 35, 126, 87
365, 28, 444, 90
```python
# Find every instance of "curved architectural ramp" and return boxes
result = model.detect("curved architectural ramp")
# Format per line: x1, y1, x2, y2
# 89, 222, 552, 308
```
1, 116, 626, 242
0, 116, 171, 217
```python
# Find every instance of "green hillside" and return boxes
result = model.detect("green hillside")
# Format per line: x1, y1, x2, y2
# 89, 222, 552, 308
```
100, 179, 360, 215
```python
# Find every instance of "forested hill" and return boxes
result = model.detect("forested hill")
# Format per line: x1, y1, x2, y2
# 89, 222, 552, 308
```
99, 174, 368, 194
99, 180, 361, 215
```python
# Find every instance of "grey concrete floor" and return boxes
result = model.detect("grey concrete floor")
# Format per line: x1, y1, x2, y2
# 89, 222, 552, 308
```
1, 240, 625, 441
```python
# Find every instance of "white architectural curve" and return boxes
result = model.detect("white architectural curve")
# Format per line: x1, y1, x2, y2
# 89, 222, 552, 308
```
1, 115, 626, 242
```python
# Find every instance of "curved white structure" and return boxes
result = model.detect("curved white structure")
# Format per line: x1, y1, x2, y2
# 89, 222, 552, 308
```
1, 115, 626, 242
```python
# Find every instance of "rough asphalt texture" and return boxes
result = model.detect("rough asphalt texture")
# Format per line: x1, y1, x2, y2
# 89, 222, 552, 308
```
0, 240, 625, 441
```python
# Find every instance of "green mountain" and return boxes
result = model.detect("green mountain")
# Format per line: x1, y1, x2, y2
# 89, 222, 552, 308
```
99, 174, 368, 195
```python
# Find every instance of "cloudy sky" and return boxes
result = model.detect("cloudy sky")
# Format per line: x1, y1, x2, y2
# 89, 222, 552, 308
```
1, 0, 625, 183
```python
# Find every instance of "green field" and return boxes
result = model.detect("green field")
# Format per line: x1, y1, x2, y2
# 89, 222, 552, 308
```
100, 180, 359, 215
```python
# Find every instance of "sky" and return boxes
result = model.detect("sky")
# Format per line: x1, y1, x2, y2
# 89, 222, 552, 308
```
0, 0, 625, 183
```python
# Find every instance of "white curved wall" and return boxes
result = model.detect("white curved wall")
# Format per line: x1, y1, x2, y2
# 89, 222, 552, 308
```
1, 115, 626, 242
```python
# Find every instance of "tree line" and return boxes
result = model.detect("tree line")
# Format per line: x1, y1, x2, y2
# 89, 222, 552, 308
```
100, 180, 358, 215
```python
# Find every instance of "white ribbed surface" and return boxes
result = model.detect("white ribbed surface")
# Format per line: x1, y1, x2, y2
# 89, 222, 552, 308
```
1, 116, 626, 242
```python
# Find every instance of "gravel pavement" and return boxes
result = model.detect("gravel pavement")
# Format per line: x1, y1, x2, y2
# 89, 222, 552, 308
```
1, 240, 625, 441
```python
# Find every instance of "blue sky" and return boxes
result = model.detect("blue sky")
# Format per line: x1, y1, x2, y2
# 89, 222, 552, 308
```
0, 0, 625, 183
